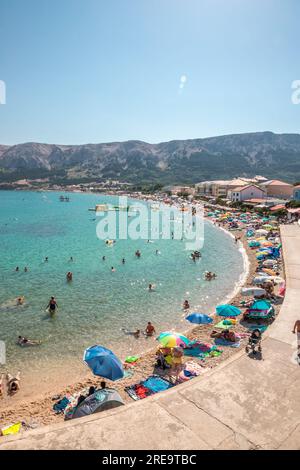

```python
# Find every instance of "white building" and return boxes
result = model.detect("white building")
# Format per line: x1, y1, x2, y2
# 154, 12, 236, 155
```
228, 184, 266, 202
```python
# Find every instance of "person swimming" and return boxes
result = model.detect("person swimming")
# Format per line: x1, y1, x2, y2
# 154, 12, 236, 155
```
183, 300, 190, 310
45, 257, 48, 262
122, 328, 141, 338
17, 296, 25, 305
135, 250, 141, 258
66, 272, 73, 281
17, 336, 41, 347
15, 266, 19, 272
122, 258, 125, 264
148, 283, 155, 292
46, 296, 58, 315
111, 267, 116, 272
70, 256, 74, 262
102, 256, 106, 261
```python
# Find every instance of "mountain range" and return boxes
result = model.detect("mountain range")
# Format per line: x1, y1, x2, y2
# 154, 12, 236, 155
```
1, 131, 300, 185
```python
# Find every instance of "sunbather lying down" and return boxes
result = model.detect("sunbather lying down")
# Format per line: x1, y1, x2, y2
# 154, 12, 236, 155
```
211, 329, 238, 343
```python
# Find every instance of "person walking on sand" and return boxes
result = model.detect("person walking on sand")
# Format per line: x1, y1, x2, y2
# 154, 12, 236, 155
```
7, 371, 21, 395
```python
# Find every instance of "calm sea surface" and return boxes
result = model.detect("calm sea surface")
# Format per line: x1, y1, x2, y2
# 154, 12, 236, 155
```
0, 190, 245, 381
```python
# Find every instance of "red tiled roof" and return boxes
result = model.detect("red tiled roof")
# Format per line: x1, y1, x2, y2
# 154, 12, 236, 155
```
232, 184, 265, 193
270, 204, 286, 211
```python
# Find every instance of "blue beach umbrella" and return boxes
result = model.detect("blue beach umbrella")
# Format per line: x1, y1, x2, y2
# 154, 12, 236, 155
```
186, 313, 213, 324
83, 345, 124, 381
216, 304, 241, 317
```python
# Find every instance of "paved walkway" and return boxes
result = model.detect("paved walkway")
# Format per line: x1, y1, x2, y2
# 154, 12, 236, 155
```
1, 225, 300, 450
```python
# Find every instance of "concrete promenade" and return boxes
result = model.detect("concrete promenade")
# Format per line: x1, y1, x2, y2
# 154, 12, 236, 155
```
1, 225, 300, 450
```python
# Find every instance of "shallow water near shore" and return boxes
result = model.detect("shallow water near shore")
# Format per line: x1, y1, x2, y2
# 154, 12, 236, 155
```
0, 190, 245, 388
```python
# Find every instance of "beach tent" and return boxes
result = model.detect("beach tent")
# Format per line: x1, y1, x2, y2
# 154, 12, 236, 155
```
245, 299, 274, 319
248, 241, 261, 248
66, 388, 124, 420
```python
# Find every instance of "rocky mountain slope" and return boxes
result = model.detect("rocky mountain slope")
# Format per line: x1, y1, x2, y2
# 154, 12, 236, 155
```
1, 132, 300, 184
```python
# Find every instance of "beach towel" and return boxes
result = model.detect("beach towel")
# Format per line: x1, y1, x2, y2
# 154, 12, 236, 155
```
214, 338, 241, 348
177, 361, 204, 383
1, 422, 21, 436
125, 355, 139, 364
184, 342, 222, 358
53, 396, 70, 413
215, 320, 234, 329
125, 375, 173, 400
143, 375, 173, 393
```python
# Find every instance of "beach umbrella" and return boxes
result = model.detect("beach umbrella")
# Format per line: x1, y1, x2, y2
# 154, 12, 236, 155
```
216, 304, 241, 317
185, 313, 213, 325
157, 332, 190, 348
83, 345, 124, 381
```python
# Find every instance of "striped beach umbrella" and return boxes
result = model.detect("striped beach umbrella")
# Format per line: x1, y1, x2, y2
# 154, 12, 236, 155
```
156, 332, 190, 348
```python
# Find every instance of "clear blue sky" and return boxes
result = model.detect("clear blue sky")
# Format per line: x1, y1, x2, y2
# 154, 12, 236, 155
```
0, 0, 299, 145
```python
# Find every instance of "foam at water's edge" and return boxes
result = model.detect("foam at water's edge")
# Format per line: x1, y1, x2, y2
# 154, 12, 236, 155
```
203, 218, 250, 313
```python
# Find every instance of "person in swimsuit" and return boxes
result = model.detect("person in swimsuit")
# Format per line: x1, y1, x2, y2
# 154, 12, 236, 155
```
47, 297, 58, 314
183, 300, 190, 310
145, 322, 156, 337
17, 336, 41, 346
66, 272, 73, 281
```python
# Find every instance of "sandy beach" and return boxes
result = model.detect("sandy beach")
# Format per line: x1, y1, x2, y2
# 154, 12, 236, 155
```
0, 201, 283, 435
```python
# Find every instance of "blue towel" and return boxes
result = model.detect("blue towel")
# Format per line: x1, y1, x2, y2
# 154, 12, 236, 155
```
183, 348, 206, 358
53, 396, 70, 413
142, 376, 173, 393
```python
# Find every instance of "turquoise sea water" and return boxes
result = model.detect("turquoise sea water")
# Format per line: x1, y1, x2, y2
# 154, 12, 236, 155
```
0, 190, 244, 382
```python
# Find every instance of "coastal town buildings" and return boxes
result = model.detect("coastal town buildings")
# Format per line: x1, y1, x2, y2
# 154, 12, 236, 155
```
259, 180, 294, 199
228, 184, 266, 202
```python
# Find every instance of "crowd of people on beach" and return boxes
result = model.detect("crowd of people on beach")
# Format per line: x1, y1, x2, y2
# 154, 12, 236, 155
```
2, 196, 299, 437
